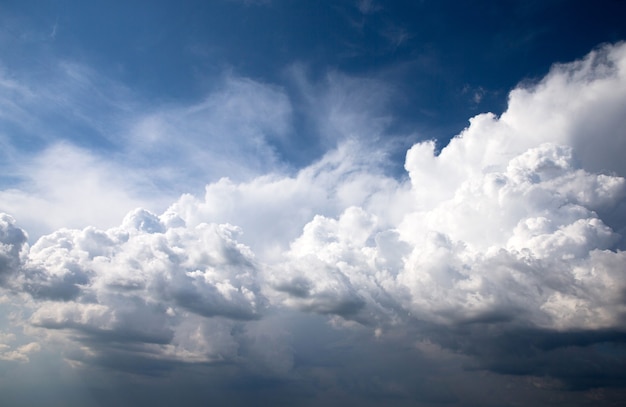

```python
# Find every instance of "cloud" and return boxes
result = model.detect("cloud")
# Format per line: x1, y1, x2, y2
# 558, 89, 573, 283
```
270, 43, 626, 390
0, 214, 28, 284
0, 65, 296, 239
0, 60, 133, 150
12, 207, 269, 370
127, 75, 293, 186
504, 43, 626, 177
0, 60, 165, 238
1, 42, 626, 402
1, 43, 407, 243
286, 65, 397, 154
382, 25, 411, 50
356, 0, 381, 15
0, 143, 163, 241
166, 140, 410, 259
0, 341, 40, 362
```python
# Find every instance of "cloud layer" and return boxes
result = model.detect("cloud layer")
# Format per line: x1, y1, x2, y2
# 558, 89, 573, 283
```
1, 42, 626, 404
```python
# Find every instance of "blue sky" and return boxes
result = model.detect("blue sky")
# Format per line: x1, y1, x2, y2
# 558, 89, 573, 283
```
1, 1, 626, 406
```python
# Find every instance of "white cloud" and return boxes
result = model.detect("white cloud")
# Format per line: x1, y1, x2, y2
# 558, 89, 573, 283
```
0, 66, 295, 239
287, 65, 396, 150
127, 76, 293, 187
1, 42, 626, 392
1, 48, 408, 244
265, 43, 626, 333
0, 143, 156, 239
165, 139, 411, 261
7, 206, 267, 368
0, 341, 40, 362
502, 42, 626, 176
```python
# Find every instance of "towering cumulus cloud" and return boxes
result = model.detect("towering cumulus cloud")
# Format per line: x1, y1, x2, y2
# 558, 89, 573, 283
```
1, 43, 626, 404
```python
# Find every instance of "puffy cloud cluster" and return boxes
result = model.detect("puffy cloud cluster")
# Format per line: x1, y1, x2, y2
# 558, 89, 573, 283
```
397, 141, 626, 328
271, 43, 626, 333
2, 209, 267, 369
1, 43, 626, 394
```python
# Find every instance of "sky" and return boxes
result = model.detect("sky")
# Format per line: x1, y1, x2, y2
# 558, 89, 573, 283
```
1, 0, 626, 406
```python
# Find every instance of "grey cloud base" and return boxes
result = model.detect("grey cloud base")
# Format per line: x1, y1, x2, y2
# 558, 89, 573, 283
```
2, 43, 626, 405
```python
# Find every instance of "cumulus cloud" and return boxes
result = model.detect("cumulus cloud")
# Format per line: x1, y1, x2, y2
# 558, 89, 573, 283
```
266, 40, 626, 333
0, 341, 40, 363
166, 140, 410, 260
0, 208, 266, 371
268, 43, 626, 387
1, 42, 626, 398
0, 214, 28, 284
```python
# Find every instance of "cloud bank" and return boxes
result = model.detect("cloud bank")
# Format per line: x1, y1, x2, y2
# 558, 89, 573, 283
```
2, 42, 626, 404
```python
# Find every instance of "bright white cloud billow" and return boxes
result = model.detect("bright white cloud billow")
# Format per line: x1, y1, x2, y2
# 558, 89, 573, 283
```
17, 208, 266, 367
272, 42, 626, 330
1, 42, 626, 402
